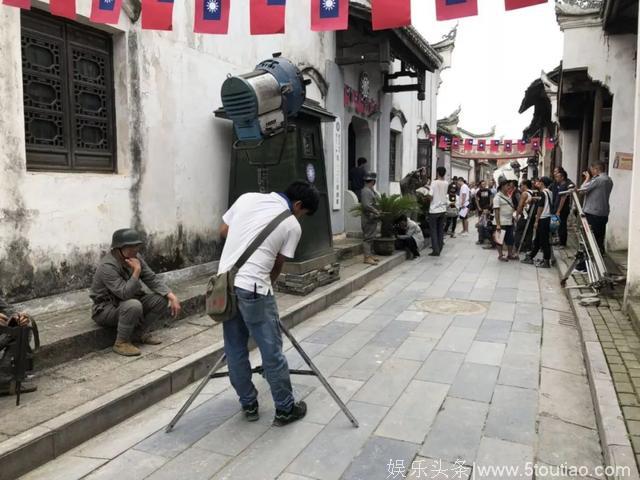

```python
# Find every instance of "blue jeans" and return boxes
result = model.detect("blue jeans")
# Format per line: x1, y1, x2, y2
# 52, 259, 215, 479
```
222, 287, 294, 411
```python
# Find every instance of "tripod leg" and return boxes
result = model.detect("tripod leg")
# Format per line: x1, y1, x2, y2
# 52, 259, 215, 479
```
278, 320, 359, 428
560, 252, 581, 287
165, 353, 226, 433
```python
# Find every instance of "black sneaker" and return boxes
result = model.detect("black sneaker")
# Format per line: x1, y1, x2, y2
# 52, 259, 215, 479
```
242, 400, 259, 422
535, 259, 551, 268
273, 401, 307, 427
521, 255, 534, 265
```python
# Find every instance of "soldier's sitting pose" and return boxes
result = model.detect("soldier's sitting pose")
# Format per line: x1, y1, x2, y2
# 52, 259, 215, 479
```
90, 229, 182, 357
0, 296, 37, 395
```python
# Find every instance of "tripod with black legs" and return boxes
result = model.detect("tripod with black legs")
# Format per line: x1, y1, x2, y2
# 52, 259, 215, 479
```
165, 319, 359, 432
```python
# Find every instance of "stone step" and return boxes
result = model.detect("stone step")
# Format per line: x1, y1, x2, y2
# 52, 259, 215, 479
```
0, 250, 404, 480
15, 240, 364, 370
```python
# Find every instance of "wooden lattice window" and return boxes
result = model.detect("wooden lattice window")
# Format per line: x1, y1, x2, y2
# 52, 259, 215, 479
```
21, 10, 116, 172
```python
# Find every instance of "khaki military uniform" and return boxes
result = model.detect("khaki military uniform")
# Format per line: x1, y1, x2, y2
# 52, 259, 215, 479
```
360, 185, 380, 257
90, 253, 171, 342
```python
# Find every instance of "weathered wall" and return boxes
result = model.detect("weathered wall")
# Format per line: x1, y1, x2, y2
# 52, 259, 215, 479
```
559, 130, 580, 182
625, 17, 640, 302
0, 0, 336, 301
562, 24, 637, 251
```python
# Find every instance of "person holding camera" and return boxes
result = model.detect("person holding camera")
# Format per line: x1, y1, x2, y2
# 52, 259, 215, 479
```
579, 162, 613, 254
552, 167, 575, 248
90, 229, 182, 357
0, 296, 37, 395
522, 177, 554, 268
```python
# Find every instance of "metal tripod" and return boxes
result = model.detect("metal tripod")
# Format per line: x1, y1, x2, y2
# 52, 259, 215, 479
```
516, 202, 536, 255
165, 319, 359, 433
559, 189, 612, 291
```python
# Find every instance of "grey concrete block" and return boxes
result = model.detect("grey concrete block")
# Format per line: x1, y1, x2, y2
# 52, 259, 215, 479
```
84, 449, 167, 480
540, 323, 585, 376
336, 308, 374, 325
20, 455, 106, 480
436, 327, 477, 353
375, 380, 449, 443
333, 345, 396, 381
286, 401, 389, 480
539, 367, 597, 430
475, 437, 534, 480
304, 322, 355, 345
369, 320, 417, 348
449, 363, 500, 403
486, 302, 516, 322
392, 336, 436, 362
145, 447, 230, 480
342, 436, 420, 480
420, 397, 489, 464
493, 289, 518, 303
413, 315, 454, 340
415, 350, 465, 384
465, 341, 505, 366
300, 377, 363, 425
498, 353, 539, 390
475, 319, 512, 343
319, 327, 378, 359
353, 358, 422, 407
484, 385, 538, 445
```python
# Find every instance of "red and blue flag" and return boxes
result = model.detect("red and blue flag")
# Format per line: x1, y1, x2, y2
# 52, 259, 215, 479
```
505, 0, 547, 11
504, 139, 513, 152
464, 138, 474, 151
545, 136, 555, 150
477, 139, 486, 151
194, 0, 229, 34
50, 0, 76, 19
490, 139, 501, 153
435, 0, 478, 21
142, 0, 174, 30
90, 0, 122, 24
371, 0, 411, 31
250, 0, 286, 35
311, 0, 348, 32
517, 139, 527, 153
531, 137, 541, 151
2, 0, 30, 9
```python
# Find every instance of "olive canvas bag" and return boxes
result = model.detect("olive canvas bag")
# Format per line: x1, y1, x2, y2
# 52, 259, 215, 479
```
206, 210, 292, 322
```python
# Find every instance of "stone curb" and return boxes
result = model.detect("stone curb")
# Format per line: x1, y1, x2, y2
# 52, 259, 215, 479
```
0, 252, 405, 480
554, 251, 640, 480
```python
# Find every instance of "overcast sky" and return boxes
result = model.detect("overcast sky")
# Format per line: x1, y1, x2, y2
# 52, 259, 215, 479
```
411, 0, 563, 139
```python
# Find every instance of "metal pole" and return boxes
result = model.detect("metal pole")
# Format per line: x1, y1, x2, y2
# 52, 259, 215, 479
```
517, 203, 536, 254
165, 352, 227, 433
278, 320, 359, 428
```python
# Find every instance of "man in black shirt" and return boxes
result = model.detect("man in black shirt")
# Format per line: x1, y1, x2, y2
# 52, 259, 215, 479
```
552, 167, 575, 247
475, 180, 493, 245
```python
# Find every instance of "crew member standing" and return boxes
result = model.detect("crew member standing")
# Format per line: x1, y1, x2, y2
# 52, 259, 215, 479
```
218, 181, 320, 426
428, 166, 449, 256
361, 172, 381, 265
579, 162, 613, 254
522, 177, 553, 268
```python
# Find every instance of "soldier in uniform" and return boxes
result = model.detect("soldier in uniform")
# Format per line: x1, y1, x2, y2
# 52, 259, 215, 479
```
361, 172, 381, 265
90, 229, 182, 357
0, 296, 37, 395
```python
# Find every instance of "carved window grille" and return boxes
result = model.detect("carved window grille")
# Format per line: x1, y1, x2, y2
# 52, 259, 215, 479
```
21, 10, 116, 172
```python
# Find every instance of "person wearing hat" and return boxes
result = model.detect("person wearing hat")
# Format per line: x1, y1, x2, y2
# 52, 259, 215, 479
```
521, 176, 553, 268
361, 172, 381, 265
90, 229, 182, 356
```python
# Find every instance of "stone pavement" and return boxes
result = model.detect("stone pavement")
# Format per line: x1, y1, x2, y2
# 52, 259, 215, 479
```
22, 233, 608, 480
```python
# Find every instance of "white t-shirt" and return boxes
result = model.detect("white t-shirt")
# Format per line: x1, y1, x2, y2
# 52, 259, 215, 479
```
429, 179, 449, 214
493, 192, 515, 226
459, 184, 470, 208
218, 192, 302, 295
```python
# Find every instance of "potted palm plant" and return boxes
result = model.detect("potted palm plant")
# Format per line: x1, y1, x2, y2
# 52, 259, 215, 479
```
350, 193, 419, 256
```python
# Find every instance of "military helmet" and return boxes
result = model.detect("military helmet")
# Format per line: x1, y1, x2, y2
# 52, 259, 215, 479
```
364, 172, 377, 182
111, 228, 144, 249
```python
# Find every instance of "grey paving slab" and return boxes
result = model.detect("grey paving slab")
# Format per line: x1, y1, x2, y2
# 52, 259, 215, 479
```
436, 327, 477, 353
395, 310, 427, 322
498, 353, 540, 390
145, 447, 230, 480
540, 323, 586, 375
452, 315, 485, 329
486, 301, 516, 321
465, 341, 505, 366
342, 436, 420, 480
212, 420, 323, 480
415, 350, 465, 384
84, 449, 167, 480
378, 297, 417, 315
539, 367, 597, 429
449, 363, 500, 403
358, 313, 396, 331
368, 320, 417, 348
299, 377, 363, 425
375, 380, 449, 443
333, 345, 395, 381
537, 416, 604, 478
286, 401, 388, 480
320, 327, 378, 359
353, 358, 422, 406
135, 392, 241, 458
21, 455, 108, 480
475, 319, 512, 343
305, 322, 356, 345
413, 315, 454, 339
392, 336, 436, 362
469, 289, 496, 302
336, 308, 374, 325
278, 474, 316, 480
504, 331, 540, 357
474, 437, 534, 480
420, 397, 489, 464
484, 385, 538, 445
285, 341, 327, 369
493, 288, 519, 303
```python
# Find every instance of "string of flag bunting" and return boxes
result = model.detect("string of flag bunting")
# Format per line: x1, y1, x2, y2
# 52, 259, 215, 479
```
432, 134, 555, 154
1, 0, 548, 34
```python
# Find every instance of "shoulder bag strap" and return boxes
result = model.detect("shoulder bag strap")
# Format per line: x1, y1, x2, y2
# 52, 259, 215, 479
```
231, 210, 292, 273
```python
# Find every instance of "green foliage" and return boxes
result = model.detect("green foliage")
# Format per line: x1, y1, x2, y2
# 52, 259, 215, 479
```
350, 193, 419, 238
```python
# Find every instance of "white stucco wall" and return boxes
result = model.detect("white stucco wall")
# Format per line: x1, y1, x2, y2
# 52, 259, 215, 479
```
560, 130, 580, 182
0, 0, 336, 298
562, 24, 637, 251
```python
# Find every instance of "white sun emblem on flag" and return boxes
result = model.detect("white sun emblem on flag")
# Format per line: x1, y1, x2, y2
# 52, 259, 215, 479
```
323, 0, 336, 11
207, 0, 219, 13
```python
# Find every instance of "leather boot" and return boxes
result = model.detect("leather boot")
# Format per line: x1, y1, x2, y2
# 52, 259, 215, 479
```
113, 340, 141, 357
134, 333, 162, 345
364, 256, 377, 265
